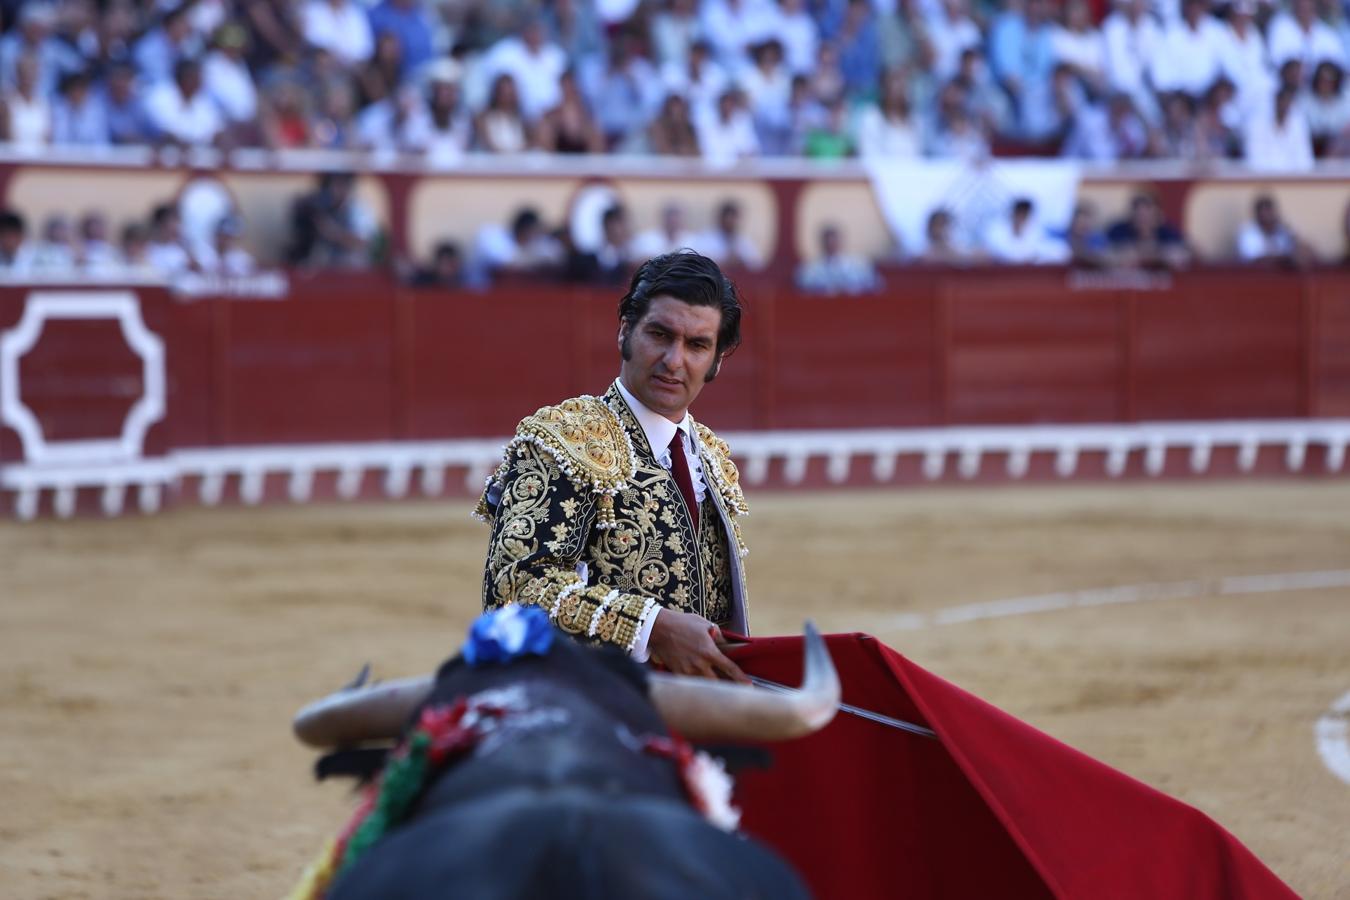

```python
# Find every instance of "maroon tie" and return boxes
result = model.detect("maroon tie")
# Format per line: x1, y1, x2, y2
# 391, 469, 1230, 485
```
667, 431, 699, 534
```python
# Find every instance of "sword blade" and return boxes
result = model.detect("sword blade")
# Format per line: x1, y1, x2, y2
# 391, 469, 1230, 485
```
748, 676, 938, 740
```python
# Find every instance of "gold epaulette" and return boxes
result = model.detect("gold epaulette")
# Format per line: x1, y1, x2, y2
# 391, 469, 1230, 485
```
488, 395, 638, 529
694, 423, 749, 517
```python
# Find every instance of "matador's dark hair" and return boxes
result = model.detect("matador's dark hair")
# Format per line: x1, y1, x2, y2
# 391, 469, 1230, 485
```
617, 251, 743, 377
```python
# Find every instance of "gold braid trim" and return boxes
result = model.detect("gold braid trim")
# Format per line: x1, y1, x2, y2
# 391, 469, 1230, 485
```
505, 569, 654, 651
694, 423, 749, 516
480, 395, 637, 530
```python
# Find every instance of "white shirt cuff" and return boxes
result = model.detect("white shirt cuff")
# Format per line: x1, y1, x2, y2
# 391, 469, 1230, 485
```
630, 606, 661, 663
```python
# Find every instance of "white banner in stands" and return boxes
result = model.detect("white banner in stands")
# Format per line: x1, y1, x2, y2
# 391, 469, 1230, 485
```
865, 159, 1082, 257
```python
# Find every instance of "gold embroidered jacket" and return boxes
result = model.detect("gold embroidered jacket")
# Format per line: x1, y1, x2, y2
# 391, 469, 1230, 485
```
477, 383, 750, 653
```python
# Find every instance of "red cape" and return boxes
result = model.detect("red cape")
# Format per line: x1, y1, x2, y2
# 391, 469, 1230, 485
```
727, 634, 1296, 900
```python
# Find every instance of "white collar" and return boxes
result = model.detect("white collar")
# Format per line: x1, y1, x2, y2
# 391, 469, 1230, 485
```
614, 377, 694, 456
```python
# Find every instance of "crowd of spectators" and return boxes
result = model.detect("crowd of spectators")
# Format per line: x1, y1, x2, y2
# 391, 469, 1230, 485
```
0, 200, 256, 278
2, 0, 1350, 168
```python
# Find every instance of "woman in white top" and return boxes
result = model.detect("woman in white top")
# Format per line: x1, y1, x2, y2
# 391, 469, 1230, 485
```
856, 68, 921, 158
1303, 61, 1350, 148
1, 55, 51, 150
476, 74, 531, 154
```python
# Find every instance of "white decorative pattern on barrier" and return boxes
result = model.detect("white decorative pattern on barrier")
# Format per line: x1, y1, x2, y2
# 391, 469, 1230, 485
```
0, 290, 165, 467
2, 419, 1348, 520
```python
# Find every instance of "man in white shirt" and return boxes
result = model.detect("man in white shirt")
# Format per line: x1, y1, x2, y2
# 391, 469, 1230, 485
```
1150, 0, 1229, 97
983, 197, 1071, 263
695, 87, 761, 165
1102, 0, 1163, 118
694, 198, 765, 269
796, 223, 882, 294
479, 251, 752, 680
1236, 193, 1315, 264
1244, 85, 1315, 170
479, 18, 568, 120
144, 57, 224, 146
633, 202, 701, 258
300, 0, 374, 67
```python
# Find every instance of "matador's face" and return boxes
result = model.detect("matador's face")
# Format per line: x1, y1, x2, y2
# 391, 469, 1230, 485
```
618, 295, 722, 423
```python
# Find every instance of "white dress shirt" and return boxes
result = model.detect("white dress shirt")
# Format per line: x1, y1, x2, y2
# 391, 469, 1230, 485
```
614, 377, 709, 661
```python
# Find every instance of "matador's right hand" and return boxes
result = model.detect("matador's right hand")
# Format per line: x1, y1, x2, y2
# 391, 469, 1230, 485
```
648, 609, 750, 684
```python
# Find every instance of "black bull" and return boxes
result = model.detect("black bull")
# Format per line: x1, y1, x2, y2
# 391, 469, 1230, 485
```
294, 628, 838, 899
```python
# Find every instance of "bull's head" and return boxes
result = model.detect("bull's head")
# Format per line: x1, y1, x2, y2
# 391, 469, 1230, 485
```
293, 616, 840, 748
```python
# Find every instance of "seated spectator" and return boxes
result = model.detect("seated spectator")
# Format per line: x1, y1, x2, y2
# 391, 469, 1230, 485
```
696, 88, 761, 165
917, 208, 974, 264
592, 204, 638, 283
300, 0, 374, 67
402, 62, 472, 164
1101, 0, 1161, 122
856, 68, 921, 158
1267, 0, 1346, 76
409, 241, 464, 288
831, 0, 881, 96
694, 199, 763, 269
0, 4, 84, 97
809, 41, 846, 106
1, 53, 53, 150
782, 74, 826, 154
144, 58, 225, 147
120, 222, 158, 276
802, 94, 854, 158
1244, 85, 1314, 171
991, 0, 1059, 141
51, 70, 109, 146
585, 31, 663, 148
103, 62, 153, 146
797, 223, 881, 295
930, 105, 990, 161
1235, 194, 1316, 267
470, 207, 564, 282
983, 198, 1070, 264
0, 210, 35, 274
953, 47, 1015, 138
633, 202, 700, 258
536, 69, 605, 154
308, 81, 359, 149
1304, 61, 1350, 152
30, 214, 78, 272
132, 5, 202, 85
199, 216, 257, 275
739, 39, 792, 143
1061, 92, 1153, 160
357, 83, 422, 153
355, 32, 405, 110
476, 74, 532, 154
203, 23, 258, 144
79, 212, 121, 273
1053, 0, 1107, 95
1150, 0, 1227, 100
1060, 202, 1110, 267
481, 17, 567, 121
929, 0, 983, 81
701, 0, 780, 68
1221, 0, 1274, 116
288, 172, 379, 268
1195, 79, 1240, 159
776, 0, 819, 75
651, 0, 705, 70
260, 78, 311, 149
647, 93, 701, 156
145, 203, 195, 275
1105, 193, 1191, 269
367, 0, 436, 81
1157, 91, 1200, 158
662, 39, 729, 123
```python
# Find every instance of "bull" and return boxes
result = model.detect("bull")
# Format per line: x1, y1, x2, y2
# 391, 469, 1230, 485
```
291, 606, 840, 900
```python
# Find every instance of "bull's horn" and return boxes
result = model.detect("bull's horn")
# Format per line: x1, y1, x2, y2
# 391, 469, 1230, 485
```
292, 673, 433, 748
648, 622, 840, 742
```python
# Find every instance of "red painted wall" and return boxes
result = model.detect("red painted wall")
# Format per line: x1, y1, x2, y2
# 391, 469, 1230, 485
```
0, 269, 1345, 466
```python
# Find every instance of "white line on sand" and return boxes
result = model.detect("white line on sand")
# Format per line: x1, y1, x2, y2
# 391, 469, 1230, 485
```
878, 570, 1350, 631
878, 569, 1350, 787
1315, 691, 1350, 786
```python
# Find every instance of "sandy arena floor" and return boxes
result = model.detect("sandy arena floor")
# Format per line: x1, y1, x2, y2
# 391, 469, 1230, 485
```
2, 480, 1348, 899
